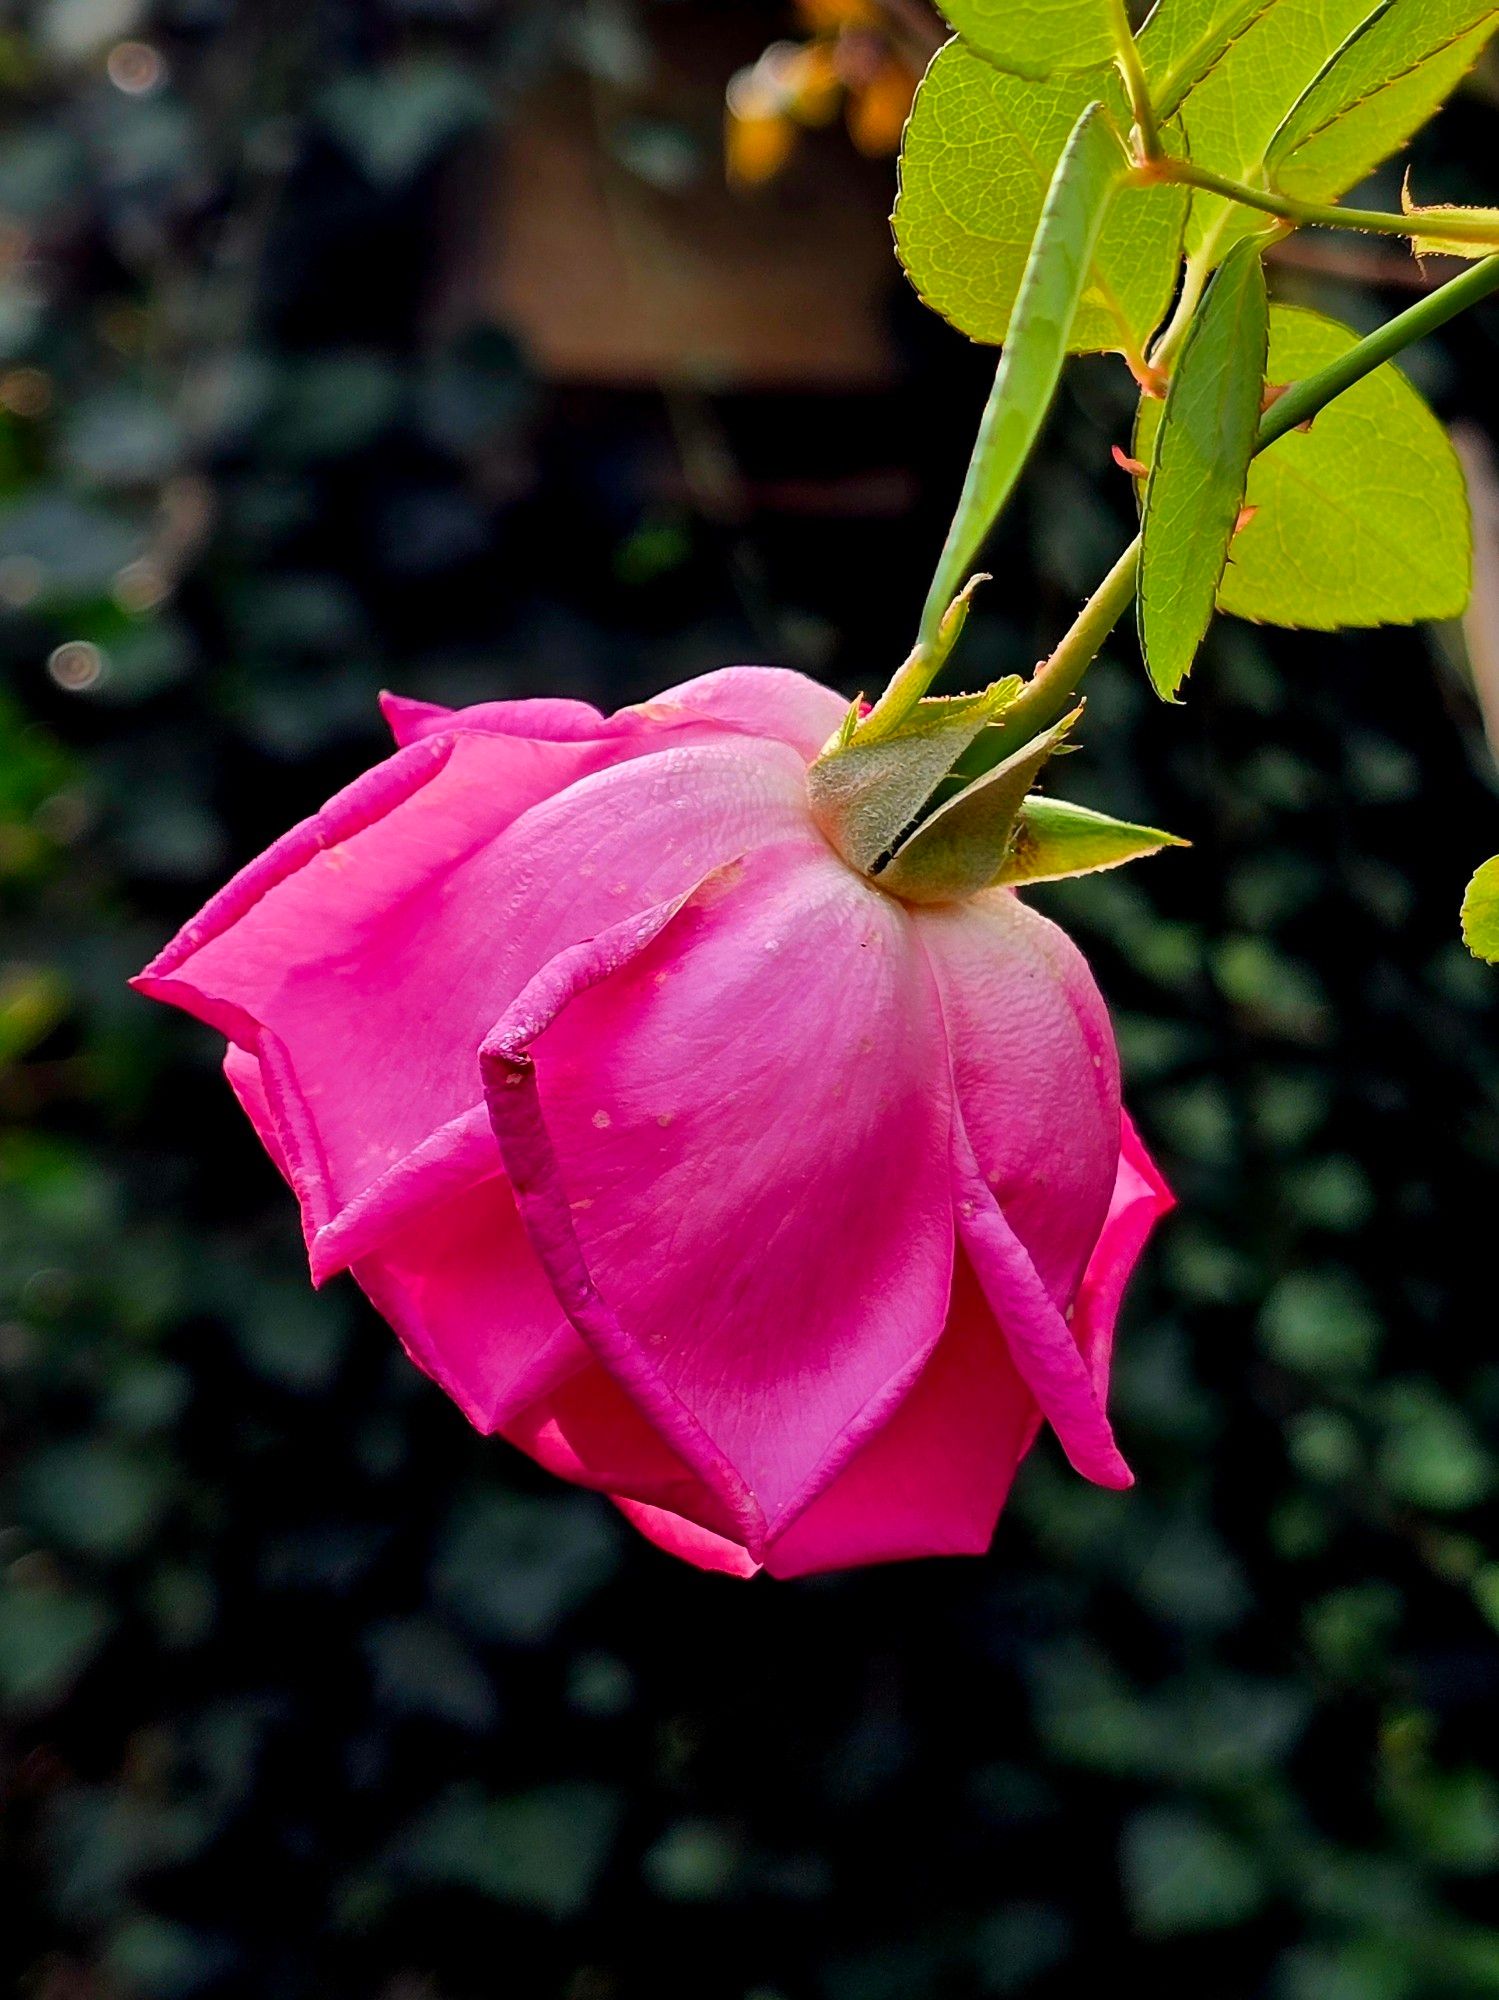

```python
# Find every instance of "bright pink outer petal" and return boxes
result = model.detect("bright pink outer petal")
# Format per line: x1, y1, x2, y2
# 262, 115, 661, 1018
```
226, 1045, 582, 1428
134, 733, 815, 1278
1074, 1111, 1174, 1400
503, 1360, 749, 1544
761, 1251, 1042, 1577
612, 1500, 762, 1578
915, 891, 1121, 1305
481, 842, 955, 1558
382, 667, 848, 764
950, 1113, 1133, 1492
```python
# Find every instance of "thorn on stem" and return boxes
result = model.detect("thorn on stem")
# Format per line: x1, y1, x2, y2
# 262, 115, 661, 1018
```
1262, 382, 1315, 431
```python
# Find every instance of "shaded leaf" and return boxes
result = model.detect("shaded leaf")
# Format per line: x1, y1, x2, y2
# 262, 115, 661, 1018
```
1266, 0, 1499, 202
1461, 855, 1499, 959
893, 44, 1187, 357
994, 795, 1189, 884
1122, 1805, 1267, 1935
1139, 236, 1269, 697
938, 0, 1116, 77
877, 710, 1079, 903
807, 684, 1019, 874
397, 1782, 623, 1918
1135, 305, 1471, 628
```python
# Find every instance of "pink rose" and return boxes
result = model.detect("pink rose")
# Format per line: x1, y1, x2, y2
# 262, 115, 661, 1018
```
133, 668, 1170, 1577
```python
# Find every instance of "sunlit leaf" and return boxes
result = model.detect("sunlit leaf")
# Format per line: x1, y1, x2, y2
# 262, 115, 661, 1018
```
893, 42, 1188, 357
993, 794, 1189, 884
1266, 0, 1499, 202
1139, 236, 1269, 697
1461, 855, 1499, 960
1170, 0, 1379, 264
1135, 305, 1471, 628
1141, 0, 1279, 115
919, 101, 1128, 625
938, 0, 1116, 77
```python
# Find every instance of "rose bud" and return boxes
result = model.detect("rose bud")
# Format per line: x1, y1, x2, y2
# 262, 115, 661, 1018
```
133, 667, 1173, 1576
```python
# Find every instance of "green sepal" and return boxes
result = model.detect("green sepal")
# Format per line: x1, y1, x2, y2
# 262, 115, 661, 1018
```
875, 708, 1081, 905
1461, 856, 1499, 962
806, 679, 1022, 876
993, 795, 1190, 885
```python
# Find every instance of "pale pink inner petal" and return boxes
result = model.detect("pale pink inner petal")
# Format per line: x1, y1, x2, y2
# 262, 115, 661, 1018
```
916, 891, 1120, 1304
382, 667, 847, 765
626, 666, 849, 762
483, 842, 955, 1546
380, 691, 627, 747
762, 1250, 1042, 1577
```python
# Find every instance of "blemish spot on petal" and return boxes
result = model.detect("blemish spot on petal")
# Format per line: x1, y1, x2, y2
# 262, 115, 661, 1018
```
571, 1197, 594, 1212
592, 1109, 612, 1129
656, 1112, 675, 1128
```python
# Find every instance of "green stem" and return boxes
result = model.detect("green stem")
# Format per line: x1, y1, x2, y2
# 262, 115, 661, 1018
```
1004, 253, 1499, 737
1148, 155, 1499, 249
1108, 0, 1162, 161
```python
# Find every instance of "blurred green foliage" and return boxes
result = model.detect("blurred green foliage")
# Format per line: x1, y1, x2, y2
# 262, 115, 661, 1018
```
2, 2, 1499, 1997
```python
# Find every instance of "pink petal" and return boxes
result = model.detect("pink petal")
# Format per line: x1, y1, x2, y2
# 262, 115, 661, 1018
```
380, 691, 627, 748
504, 1360, 748, 1544
761, 1251, 1042, 1577
135, 733, 814, 1276
481, 842, 955, 1556
227, 1045, 580, 1428
951, 1113, 1133, 1491
612, 1500, 761, 1578
1074, 1110, 1174, 1399
915, 891, 1120, 1303
624, 667, 848, 762
382, 667, 847, 765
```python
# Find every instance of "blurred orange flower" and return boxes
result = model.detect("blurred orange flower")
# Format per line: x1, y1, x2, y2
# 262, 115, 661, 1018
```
726, 2, 920, 188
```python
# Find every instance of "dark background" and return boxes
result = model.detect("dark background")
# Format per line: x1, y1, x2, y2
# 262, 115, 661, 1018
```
4, 3, 1499, 1995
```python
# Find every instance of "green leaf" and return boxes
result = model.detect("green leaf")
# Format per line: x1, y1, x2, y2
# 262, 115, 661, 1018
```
919, 102, 1128, 630
1169, 0, 1381, 264
938, 0, 1118, 76
993, 795, 1189, 883
892, 43, 1188, 357
877, 709, 1080, 903
1461, 856, 1499, 960
1266, 0, 1499, 202
1140, 0, 1280, 115
1139, 237, 1268, 697
1135, 304, 1471, 628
